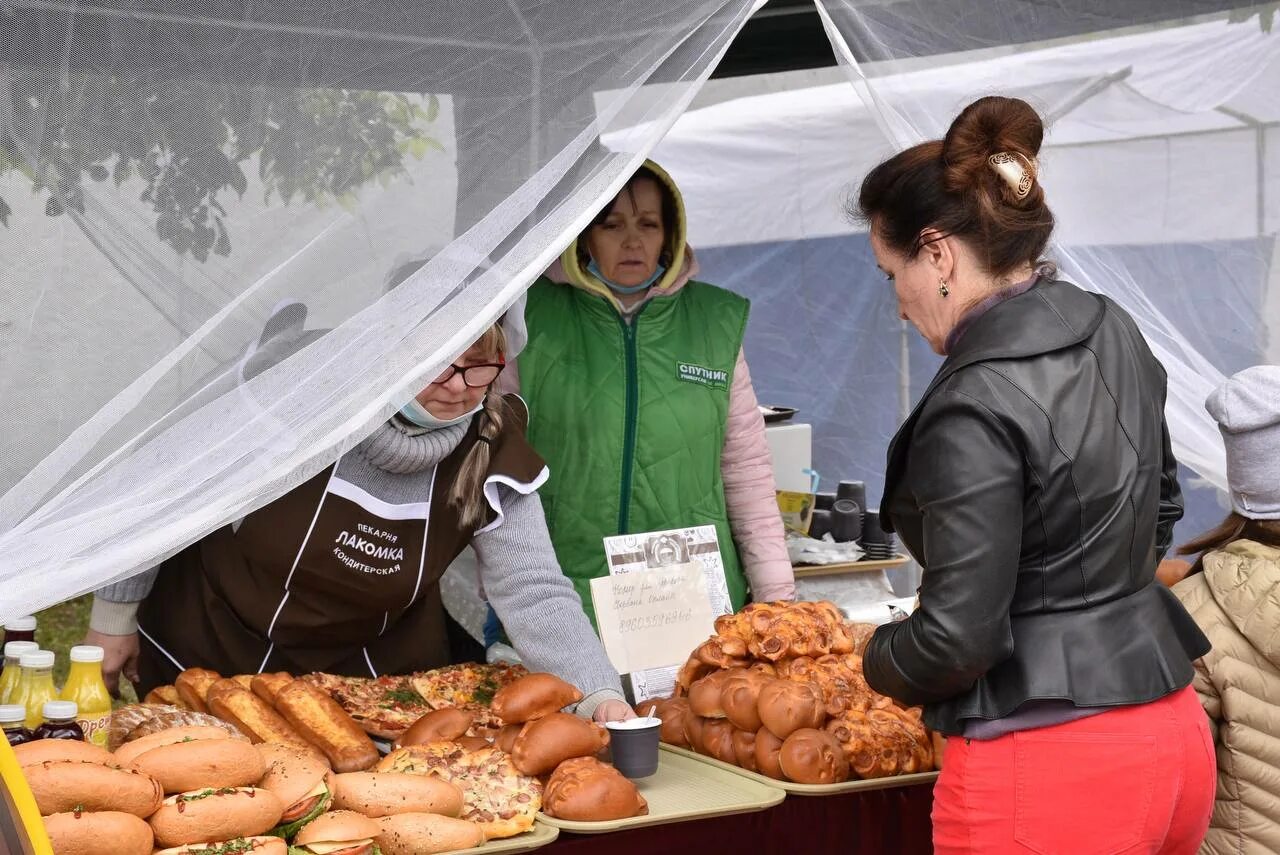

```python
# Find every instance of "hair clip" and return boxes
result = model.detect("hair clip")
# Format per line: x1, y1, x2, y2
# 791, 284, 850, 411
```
988, 151, 1035, 200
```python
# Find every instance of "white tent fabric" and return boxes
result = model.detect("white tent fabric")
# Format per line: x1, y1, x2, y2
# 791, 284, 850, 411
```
2, 0, 1275, 624
644, 4, 1276, 549
0, 0, 765, 622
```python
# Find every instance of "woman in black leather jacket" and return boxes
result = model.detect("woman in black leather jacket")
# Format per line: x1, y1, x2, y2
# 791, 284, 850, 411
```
857, 96, 1214, 854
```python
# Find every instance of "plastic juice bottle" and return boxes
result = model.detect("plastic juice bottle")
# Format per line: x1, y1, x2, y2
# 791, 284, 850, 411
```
32, 701, 84, 742
60, 646, 111, 747
2, 616, 37, 646
12, 651, 58, 730
0, 704, 34, 747
0, 641, 39, 704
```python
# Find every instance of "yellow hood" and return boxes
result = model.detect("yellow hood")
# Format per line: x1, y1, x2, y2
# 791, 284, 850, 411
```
558, 159, 689, 309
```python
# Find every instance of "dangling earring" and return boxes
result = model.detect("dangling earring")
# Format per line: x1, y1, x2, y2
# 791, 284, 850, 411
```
938, 278, 950, 298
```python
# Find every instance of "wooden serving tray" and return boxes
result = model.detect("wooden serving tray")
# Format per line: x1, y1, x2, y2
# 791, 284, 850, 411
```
662, 744, 938, 795
537, 745, 785, 834
792, 554, 909, 578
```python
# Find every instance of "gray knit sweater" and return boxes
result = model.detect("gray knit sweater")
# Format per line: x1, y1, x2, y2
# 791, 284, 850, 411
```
91, 415, 626, 717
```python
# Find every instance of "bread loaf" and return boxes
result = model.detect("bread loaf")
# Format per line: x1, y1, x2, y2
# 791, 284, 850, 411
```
273, 680, 379, 773
491, 673, 582, 724
250, 672, 294, 706
510, 712, 609, 777
208, 685, 309, 747
174, 668, 222, 713
542, 757, 648, 822
130, 736, 267, 793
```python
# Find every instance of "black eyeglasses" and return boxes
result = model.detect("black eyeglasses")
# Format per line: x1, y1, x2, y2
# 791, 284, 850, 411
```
431, 361, 505, 388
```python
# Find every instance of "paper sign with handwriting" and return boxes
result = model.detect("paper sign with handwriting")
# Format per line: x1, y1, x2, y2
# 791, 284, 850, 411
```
590, 561, 716, 676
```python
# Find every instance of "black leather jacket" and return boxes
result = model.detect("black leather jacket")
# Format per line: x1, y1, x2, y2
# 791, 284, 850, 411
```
864, 278, 1210, 735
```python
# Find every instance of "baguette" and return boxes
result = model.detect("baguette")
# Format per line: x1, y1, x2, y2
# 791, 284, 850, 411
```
250, 672, 294, 706
208, 685, 310, 748
273, 680, 379, 773
25, 761, 163, 817
174, 668, 222, 713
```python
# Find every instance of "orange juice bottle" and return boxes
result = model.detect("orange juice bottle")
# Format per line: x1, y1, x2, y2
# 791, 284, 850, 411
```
60, 646, 111, 747
0, 641, 39, 704
11, 651, 57, 730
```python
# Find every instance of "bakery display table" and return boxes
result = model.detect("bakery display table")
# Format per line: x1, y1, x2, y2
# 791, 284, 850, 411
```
541, 779, 935, 854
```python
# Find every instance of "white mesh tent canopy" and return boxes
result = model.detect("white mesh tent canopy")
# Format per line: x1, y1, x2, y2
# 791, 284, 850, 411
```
1, 0, 1273, 622
654, 3, 1278, 551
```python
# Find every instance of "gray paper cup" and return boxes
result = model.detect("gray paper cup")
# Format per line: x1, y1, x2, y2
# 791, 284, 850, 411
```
605, 717, 662, 779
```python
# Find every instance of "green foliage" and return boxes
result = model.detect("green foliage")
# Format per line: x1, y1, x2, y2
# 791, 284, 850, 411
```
0, 77, 441, 261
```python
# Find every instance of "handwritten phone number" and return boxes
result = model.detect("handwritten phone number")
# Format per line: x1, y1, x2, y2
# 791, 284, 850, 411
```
619, 611, 691, 632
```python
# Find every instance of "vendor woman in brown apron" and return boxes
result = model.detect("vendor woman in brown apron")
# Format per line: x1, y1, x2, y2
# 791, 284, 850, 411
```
83, 317, 632, 722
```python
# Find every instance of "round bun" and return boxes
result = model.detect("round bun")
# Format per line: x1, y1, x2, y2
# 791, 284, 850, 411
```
753, 727, 785, 780
779, 728, 850, 785
113, 724, 244, 766
731, 728, 759, 772
696, 718, 737, 765
510, 712, 610, 777
543, 757, 648, 822
43, 811, 152, 855
374, 812, 484, 855
25, 761, 162, 817
395, 707, 475, 749
148, 787, 284, 848
491, 673, 583, 724
331, 771, 464, 818
687, 669, 732, 719
653, 698, 692, 748
132, 737, 267, 793
721, 673, 768, 732
295, 809, 380, 846
14, 739, 119, 769
757, 680, 825, 740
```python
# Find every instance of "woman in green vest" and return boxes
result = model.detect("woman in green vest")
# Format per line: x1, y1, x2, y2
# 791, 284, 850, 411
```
492, 161, 794, 638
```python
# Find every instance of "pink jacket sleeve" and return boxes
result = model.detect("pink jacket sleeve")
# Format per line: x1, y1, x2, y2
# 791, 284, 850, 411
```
722, 349, 796, 601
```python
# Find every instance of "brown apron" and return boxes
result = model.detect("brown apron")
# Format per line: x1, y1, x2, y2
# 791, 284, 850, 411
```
137, 397, 545, 694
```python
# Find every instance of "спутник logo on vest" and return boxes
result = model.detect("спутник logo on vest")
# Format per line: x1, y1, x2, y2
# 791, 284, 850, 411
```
676, 362, 728, 389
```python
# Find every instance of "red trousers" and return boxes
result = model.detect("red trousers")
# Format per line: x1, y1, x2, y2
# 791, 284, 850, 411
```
933, 686, 1215, 854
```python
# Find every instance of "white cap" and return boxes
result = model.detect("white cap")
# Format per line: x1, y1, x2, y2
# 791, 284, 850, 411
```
42, 700, 78, 720
69, 645, 104, 663
0, 704, 26, 724
4, 616, 36, 632
19, 650, 55, 669
4, 641, 39, 659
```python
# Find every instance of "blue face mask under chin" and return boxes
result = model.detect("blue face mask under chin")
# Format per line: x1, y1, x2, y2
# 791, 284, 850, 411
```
398, 396, 484, 429
587, 258, 667, 295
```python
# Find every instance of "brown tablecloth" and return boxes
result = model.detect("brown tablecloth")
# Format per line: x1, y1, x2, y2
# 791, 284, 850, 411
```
543, 782, 935, 854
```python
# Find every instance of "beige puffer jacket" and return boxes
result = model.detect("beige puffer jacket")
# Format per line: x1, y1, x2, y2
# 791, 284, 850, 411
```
1173, 539, 1280, 855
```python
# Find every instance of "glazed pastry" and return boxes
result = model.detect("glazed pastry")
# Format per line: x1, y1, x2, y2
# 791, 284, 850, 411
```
542, 757, 648, 822
779, 728, 850, 785
757, 680, 824, 739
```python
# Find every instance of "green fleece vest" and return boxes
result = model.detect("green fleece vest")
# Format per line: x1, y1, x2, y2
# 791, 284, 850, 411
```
520, 276, 750, 628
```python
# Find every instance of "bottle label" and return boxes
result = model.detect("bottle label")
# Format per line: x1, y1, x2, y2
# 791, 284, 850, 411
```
78, 712, 111, 747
